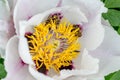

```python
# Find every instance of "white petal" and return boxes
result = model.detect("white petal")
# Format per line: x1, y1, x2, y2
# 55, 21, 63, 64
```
0, 0, 10, 20
53, 49, 99, 80
4, 35, 35, 80
29, 65, 54, 80
5, 35, 20, 74
19, 6, 87, 36
28, 6, 87, 25
88, 53, 120, 80
61, 6, 88, 24
4, 66, 35, 80
80, 14, 105, 50
97, 25, 120, 55
99, 56, 120, 76
14, 0, 60, 34
71, 49, 99, 76
14, 0, 88, 34
80, 49, 99, 74
65, 76, 87, 80
19, 21, 34, 36
62, 0, 107, 18
88, 25, 120, 79
19, 36, 34, 65
62, 0, 107, 50
54, 75, 86, 80
87, 77, 104, 80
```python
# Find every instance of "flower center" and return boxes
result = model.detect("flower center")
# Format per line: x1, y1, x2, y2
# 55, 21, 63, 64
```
25, 13, 82, 74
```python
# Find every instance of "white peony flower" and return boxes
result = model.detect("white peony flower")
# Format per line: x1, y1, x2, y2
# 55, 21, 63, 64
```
1, 0, 120, 80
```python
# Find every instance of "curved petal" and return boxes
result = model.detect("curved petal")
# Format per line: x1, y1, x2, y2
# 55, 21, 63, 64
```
29, 65, 54, 80
19, 21, 33, 36
78, 0, 106, 50
4, 35, 35, 80
61, 6, 88, 24
88, 25, 120, 79
53, 49, 99, 80
87, 77, 104, 80
65, 76, 86, 80
80, 15, 105, 50
27, 6, 88, 25
62, 0, 107, 50
88, 53, 120, 80
99, 56, 120, 78
62, 0, 107, 19
54, 75, 87, 80
14, 0, 61, 34
79, 49, 99, 74
0, 0, 10, 20
18, 6, 87, 35
19, 36, 34, 65
96, 25, 120, 55
14, 0, 107, 49
19, 6, 87, 35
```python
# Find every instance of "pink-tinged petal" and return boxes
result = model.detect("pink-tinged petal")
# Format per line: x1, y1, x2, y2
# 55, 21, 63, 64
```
29, 65, 54, 80
0, 0, 10, 20
27, 6, 87, 25
14, 0, 61, 34
19, 21, 34, 36
7, 16, 16, 38
56, 0, 62, 7
4, 35, 35, 80
62, 0, 107, 50
0, 18, 15, 39
19, 36, 34, 65
19, 6, 87, 36
53, 49, 99, 80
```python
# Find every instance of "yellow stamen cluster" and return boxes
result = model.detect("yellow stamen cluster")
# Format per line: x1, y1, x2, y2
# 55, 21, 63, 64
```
26, 16, 81, 73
